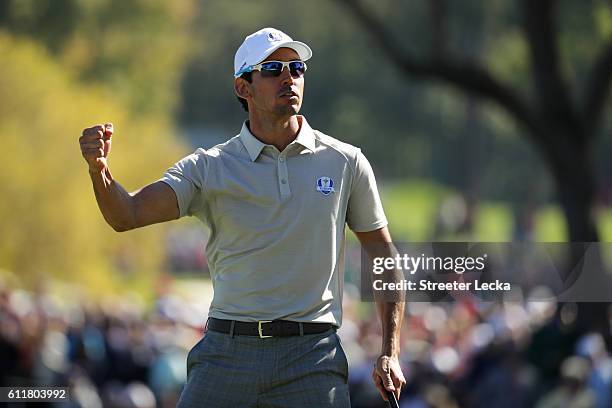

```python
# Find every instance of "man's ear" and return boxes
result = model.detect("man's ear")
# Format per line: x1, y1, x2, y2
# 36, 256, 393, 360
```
234, 78, 251, 99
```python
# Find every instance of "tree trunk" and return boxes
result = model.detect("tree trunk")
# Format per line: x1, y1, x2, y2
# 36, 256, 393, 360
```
549, 134, 599, 242
544, 129, 608, 334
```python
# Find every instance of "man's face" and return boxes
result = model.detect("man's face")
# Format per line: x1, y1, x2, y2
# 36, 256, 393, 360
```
239, 47, 305, 116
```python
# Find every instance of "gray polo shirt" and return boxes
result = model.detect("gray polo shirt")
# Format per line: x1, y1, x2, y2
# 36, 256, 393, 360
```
159, 116, 387, 325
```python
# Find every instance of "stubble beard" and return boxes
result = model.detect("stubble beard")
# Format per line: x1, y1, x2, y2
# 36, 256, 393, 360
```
275, 97, 301, 116
276, 104, 299, 116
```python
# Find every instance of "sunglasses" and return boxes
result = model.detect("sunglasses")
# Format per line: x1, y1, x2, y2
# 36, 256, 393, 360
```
237, 60, 307, 78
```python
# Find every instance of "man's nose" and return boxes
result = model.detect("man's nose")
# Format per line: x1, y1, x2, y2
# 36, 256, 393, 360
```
279, 66, 294, 85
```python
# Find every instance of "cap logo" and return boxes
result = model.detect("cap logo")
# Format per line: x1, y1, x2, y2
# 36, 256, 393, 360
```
268, 32, 282, 41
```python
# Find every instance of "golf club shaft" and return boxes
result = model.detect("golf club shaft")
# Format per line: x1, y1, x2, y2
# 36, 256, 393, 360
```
386, 390, 399, 408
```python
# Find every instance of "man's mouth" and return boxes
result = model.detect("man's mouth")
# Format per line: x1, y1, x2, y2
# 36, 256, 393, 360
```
279, 89, 299, 98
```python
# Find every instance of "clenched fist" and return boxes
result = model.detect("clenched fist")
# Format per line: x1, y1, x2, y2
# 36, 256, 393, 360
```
79, 123, 113, 172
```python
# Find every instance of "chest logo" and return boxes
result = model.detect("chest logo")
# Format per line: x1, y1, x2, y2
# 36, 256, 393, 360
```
316, 176, 335, 196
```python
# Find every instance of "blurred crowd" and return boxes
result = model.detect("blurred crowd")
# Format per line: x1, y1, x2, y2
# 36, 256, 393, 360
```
2, 278, 612, 408
0, 281, 200, 408
340, 282, 612, 408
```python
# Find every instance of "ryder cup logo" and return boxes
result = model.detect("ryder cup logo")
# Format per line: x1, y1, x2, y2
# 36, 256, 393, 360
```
316, 176, 335, 196
268, 32, 282, 42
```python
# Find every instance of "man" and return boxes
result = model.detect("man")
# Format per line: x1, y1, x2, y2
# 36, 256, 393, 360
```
79, 27, 405, 407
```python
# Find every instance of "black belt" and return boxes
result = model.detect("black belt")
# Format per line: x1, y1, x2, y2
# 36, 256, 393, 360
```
207, 317, 334, 338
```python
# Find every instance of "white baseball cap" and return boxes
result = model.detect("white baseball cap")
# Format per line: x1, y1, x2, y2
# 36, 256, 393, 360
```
234, 27, 312, 78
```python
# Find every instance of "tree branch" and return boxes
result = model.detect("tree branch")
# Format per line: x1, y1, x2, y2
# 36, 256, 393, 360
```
427, 0, 448, 57
335, 0, 543, 143
582, 42, 612, 137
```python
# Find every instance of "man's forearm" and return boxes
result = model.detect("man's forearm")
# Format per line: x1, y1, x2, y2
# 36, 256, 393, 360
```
377, 300, 404, 357
89, 167, 135, 232
354, 228, 405, 357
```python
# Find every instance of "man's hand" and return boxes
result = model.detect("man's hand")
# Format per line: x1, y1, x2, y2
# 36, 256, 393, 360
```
79, 123, 113, 172
372, 354, 406, 402
78, 121, 179, 232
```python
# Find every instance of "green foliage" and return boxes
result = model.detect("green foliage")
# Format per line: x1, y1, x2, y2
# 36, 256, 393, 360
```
0, 0, 197, 294
0, 33, 189, 294
595, 0, 612, 40
0, 0, 196, 115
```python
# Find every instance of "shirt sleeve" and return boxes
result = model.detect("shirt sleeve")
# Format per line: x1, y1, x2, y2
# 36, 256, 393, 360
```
158, 149, 207, 217
346, 149, 388, 232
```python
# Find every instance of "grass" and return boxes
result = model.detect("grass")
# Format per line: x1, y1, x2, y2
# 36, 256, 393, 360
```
380, 180, 447, 240
380, 180, 612, 242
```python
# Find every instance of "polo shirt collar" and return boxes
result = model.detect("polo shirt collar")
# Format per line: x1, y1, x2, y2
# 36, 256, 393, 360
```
239, 116, 316, 162
239, 122, 266, 162
294, 117, 316, 153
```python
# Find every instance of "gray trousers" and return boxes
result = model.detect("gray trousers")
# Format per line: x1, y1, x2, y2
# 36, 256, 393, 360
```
176, 327, 351, 407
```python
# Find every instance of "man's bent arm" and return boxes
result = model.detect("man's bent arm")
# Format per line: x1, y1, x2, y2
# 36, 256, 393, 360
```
80, 123, 179, 232
90, 168, 179, 232
354, 227, 406, 401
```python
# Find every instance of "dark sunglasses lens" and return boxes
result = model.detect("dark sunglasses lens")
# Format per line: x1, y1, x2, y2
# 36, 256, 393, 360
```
260, 62, 283, 77
289, 62, 306, 76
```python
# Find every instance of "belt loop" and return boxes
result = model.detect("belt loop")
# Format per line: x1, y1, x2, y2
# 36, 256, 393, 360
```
299, 322, 304, 336
229, 320, 236, 338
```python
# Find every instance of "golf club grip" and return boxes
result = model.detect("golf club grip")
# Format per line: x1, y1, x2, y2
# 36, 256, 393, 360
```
386, 390, 399, 408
